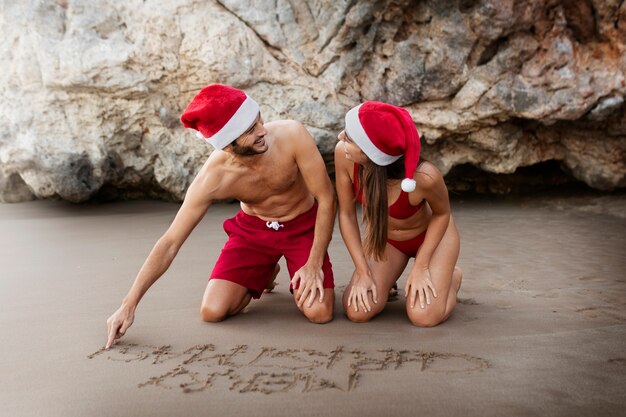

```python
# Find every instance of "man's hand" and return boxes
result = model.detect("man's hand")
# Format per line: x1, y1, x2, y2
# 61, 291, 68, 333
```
106, 304, 135, 349
291, 263, 325, 308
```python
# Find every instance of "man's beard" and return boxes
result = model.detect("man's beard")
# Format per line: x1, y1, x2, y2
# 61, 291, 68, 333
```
231, 139, 267, 156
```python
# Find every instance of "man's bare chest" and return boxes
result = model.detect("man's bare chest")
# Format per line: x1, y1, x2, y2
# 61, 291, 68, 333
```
234, 162, 300, 199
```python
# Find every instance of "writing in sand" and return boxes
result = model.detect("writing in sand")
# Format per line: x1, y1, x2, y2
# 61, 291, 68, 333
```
89, 342, 490, 394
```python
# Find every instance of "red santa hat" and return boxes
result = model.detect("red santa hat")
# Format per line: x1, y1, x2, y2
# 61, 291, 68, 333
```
180, 84, 259, 150
344, 101, 421, 192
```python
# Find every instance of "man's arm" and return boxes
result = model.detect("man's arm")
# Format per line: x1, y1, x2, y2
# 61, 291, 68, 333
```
105, 166, 216, 348
289, 122, 336, 307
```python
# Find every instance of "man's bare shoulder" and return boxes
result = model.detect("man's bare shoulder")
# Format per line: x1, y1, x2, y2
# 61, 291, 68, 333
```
265, 119, 304, 131
266, 120, 310, 141
266, 120, 316, 155
187, 150, 236, 200
196, 149, 228, 176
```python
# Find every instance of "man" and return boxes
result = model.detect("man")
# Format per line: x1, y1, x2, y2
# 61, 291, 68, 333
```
106, 84, 336, 349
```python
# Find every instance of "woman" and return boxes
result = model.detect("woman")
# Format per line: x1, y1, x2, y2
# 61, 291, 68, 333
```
335, 101, 462, 326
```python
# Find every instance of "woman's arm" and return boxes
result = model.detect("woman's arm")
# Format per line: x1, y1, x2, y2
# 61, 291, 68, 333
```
334, 143, 378, 311
405, 162, 451, 309
334, 143, 368, 272
413, 163, 451, 270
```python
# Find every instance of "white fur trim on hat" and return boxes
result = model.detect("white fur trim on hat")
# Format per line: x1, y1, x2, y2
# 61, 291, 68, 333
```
345, 104, 401, 166
195, 130, 213, 146
204, 95, 260, 150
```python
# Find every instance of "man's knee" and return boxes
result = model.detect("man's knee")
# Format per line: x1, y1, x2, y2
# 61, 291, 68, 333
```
200, 304, 228, 322
304, 302, 334, 324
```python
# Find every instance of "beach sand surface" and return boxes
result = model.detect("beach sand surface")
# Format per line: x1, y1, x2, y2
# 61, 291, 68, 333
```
1, 195, 625, 417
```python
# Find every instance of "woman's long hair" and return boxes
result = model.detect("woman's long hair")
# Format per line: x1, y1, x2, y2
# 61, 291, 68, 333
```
358, 156, 407, 261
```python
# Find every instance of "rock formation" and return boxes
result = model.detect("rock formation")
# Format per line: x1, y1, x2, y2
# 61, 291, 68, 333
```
0, 0, 624, 202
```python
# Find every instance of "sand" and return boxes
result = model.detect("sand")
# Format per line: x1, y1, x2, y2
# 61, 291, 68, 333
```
0, 194, 625, 417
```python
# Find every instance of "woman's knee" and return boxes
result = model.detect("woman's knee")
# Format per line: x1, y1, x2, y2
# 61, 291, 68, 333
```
342, 289, 386, 323
345, 307, 377, 323
406, 304, 447, 327
343, 297, 386, 322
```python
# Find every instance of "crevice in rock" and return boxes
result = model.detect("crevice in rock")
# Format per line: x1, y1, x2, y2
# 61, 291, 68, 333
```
561, 0, 597, 43
476, 35, 507, 67
393, 2, 430, 43
615, 0, 625, 30
344, 41, 358, 51
307, 55, 340, 77
286, 0, 319, 43
584, 93, 625, 121
0, 172, 35, 203
214, 0, 292, 67
445, 160, 586, 194
318, 0, 357, 52
458, 0, 477, 14
92, 181, 178, 202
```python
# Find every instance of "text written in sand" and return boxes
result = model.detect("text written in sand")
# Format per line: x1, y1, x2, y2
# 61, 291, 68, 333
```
88, 343, 490, 394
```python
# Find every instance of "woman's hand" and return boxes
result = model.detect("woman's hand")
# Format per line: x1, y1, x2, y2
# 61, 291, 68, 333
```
405, 266, 438, 309
347, 267, 378, 312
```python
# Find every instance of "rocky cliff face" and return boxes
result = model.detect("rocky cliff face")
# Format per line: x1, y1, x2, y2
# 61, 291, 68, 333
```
1, 0, 624, 202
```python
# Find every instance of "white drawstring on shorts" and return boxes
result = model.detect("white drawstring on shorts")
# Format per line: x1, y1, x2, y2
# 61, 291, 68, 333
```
266, 221, 284, 231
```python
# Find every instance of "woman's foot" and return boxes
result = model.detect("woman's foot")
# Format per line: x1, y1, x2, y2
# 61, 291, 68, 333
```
388, 282, 399, 301
453, 266, 463, 294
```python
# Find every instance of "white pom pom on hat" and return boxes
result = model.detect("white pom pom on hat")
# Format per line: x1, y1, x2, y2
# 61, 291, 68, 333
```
344, 101, 421, 193
401, 178, 416, 192
181, 84, 259, 150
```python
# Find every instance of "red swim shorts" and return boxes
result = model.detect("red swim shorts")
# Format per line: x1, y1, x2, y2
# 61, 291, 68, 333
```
210, 202, 334, 299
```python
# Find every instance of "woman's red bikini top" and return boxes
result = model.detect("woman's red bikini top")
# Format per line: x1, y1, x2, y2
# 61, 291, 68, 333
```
352, 163, 423, 219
